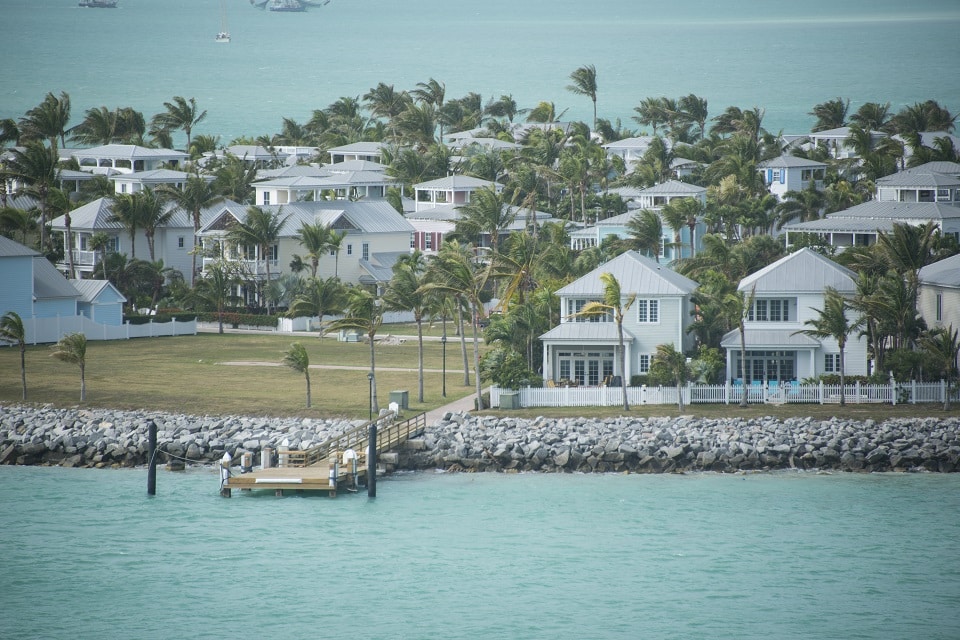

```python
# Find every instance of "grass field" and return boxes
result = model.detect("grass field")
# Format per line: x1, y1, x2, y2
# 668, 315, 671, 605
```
1, 331, 957, 421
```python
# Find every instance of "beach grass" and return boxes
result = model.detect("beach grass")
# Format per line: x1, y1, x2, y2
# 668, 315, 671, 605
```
1, 331, 957, 421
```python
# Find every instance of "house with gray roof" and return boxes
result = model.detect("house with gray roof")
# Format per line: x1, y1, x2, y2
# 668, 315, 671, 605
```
918, 253, 960, 337
875, 164, 960, 204
197, 200, 415, 301
719, 248, 869, 383
50, 197, 223, 281
253, 170, 399, 205
326, 142, 386, 164
539, 251, 698, 385
70, 279, 126, 326
757, 155, 826, 201
412, 176, 503, 212
68, 144, 189, 174
807, 126, 887, 160
111, 169, 193, 194
783, 201, 960, 250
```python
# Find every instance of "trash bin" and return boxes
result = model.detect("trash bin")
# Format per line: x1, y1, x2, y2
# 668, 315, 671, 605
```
389, 390, 409, 410
500, 391, 520, 410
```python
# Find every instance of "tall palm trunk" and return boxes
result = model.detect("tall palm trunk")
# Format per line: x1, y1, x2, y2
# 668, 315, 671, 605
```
617, 322, 629, 411
369, 335, 379, 414
471, 302, 483, 409
458, 302, 469, 385
64, 212, 75, 278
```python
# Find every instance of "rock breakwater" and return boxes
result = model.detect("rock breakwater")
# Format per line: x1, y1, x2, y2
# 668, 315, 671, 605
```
1, 405, 959, 473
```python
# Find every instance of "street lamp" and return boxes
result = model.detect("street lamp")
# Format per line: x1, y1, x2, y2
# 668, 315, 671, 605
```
440, 334, 447, 398
367, 372, 374, 420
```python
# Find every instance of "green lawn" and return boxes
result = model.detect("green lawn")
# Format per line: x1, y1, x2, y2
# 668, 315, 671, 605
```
0, 332, 478, 419
2, 332, 956, 422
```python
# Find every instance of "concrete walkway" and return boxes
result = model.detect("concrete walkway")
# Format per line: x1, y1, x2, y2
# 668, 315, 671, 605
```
423, 391, 478, 425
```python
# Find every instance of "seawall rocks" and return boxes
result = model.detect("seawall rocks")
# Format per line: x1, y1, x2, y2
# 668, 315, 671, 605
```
1, 405, 959, 473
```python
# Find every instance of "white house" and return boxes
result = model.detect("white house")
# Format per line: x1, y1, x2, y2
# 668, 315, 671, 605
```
412, 176, 503, 212
49, 197, 221, 280
875, 163, 960, 204
67, 144, 188, 175
602, 136, 670, 166
807, 126, 885, 160
253, 171, 398, 206
327, 142, 386, 164
198, 200, 415, 301
917, 253, 960, 336
719, 248, 869, 383
110, 169, 193, 194
783, 201, 960, 250
757, 155, 826, 201
539, 251, 699, 385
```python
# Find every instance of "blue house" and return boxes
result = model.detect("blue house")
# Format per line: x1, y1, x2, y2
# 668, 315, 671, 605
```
0, 235, 79, 322
70, 279, 126, 326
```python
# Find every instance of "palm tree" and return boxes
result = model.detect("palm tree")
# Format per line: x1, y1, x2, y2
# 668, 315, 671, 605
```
51, 332, 87, 401
775, 181, 825, 229
633, 96, 671, 136
150, 96, 207, 150
288, 276, 347, 338
0, 311, 27, 400
158, 175, 224, 284
566, 64, 598, 129
191, 260, 241, 334
677, 94, 709, 140
383, 252, 429, 402
724, 285, 756, 407
574, 272, 635, 411
226, 206, 291, 312
108, 193, 143, 259
3, 141, 59, 253
19, 91, 71, 151
293, 221, 333, 279
850, 102, 892, 132
425, 240, 494, 408
809, 97, 849, 132
137, 188, 173, 262
282, 342, 312, 408
0, 206, 38, 244
653, 343, 690, 411
793, 288, 864, 406
919, 326, 960, 411
328, 286, 385, 414
453, 186, 516, 254
626, 209, 663, 262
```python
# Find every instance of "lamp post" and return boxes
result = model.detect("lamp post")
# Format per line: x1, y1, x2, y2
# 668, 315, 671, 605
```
367, 372, 374, 421
440, 334, 447, 398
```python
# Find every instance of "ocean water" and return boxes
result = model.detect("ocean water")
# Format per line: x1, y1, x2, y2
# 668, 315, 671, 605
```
2, 0, 959, 144
2, 465, 959, 639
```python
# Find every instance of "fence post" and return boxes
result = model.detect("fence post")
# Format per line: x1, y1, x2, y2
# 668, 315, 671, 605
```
889, 373, 897, 405
855, 380, 861, 404
941, 379, 946, 404
724, 380, 730, 405
819, 380, 824, 404
911, 379, 917, 404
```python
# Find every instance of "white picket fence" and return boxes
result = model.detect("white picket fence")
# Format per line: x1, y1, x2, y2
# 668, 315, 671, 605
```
24, 315, 197, 345
491, 380, 957, 408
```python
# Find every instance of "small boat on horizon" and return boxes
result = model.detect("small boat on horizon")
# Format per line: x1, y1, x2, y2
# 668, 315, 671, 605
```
268, 0, 306, 11
216, 0, 231, 42
79, 0, 118, 7
249, 0, 269, 8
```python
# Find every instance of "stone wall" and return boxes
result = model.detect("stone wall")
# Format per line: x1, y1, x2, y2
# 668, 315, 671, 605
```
1, 405, 958, 473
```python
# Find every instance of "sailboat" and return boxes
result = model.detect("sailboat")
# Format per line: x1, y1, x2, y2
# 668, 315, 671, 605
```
216, 0, 231, 42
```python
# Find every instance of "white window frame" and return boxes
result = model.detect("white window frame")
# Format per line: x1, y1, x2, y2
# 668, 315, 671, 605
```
824, 353, 839, 373
638, 354, 651, 374
637, 299, 659, 324
263, 192, 271, 205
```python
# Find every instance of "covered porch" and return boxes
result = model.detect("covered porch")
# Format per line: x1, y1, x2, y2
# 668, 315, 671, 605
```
540, 323, 632, 386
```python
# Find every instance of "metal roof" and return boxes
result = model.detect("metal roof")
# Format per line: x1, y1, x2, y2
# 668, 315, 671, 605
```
919, 253, 960, 288
739, 248, 856, 293
69, 279, 127, 303
638, 180, 706, 195
70, 144, 188, 162
539, 322, 631, 342
413, 175, 501, 190
557, 250, 698, 297
757, 154, 827, 169
720, 327, 822, 349
0, 236, 40, 257
876, 167, 960, 188
33, 258, 80, 300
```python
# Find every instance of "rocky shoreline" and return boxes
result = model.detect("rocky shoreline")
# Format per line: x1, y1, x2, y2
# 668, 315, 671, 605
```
2, 404, 959, 473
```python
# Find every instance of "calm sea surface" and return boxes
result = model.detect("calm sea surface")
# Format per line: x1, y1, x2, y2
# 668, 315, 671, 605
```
2, 0, 959, 143
2, 465, 959, 639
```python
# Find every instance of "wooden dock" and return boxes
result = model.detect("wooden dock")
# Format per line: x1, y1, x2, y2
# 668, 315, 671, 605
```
221, 411, 425, 497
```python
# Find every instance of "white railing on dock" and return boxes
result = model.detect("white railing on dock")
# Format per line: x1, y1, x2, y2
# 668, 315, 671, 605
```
492, 379, 957, 408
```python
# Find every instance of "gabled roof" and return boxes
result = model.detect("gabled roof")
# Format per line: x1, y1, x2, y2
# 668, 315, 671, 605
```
257, 165, 329, 179
876, 167, 960, 188
413, 176, 501, 190
757, 154, 827, 169
110, 169, 191, 183
918, 253, 960, 288
69, 279, 127, 303
825, 201, 960, 221
225, 145, 287, 160
200, 201, 414, 235
50, 197, 206, 231
34, 258, 80, 300
0, 235, 40, 258
602, 136, 663, 150
70, 144, 188, 162
739, 248, 856, 294
637, 180, 706, 195
326, 142, 385, 154
910, 161, 960, 177
358, 252, 409, 284
324, 159, 387, 173
557, 250, 698, 297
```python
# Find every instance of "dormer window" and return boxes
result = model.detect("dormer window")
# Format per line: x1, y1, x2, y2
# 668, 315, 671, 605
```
748, 298, 791, 322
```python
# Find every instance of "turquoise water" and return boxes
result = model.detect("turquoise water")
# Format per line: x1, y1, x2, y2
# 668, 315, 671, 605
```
2, 0, 959, 143
2, 465, 959, 639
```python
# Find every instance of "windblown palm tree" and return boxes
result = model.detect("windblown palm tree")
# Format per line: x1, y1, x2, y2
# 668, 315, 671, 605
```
626, 209, 663, 262
108, 193, 143, 259
574, 272, 635, 411
51, 332, 87, 401
566, 64, 598, 129
452, 186, 515, 253
328, 286, 385, 414
226, 206, 291, 312
288, 276, 347, 338
653, 343, 690, 411
19, 91, 71, 151
191, 260, 241, 334
809, 97, 849, 132
282, 342, 312, 408
383, 252, 430, 402
137, 188, 174, 262
150, 96, 207, 150
293, 221, 334, 279
793, 288, 864, 406
0, 311, 27, 400
3, 141, 59, 252
919, 326, 960, 411
158, 175, 224, 284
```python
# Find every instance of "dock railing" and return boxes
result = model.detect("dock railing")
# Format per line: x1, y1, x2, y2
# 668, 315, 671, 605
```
280, 411, 426, 468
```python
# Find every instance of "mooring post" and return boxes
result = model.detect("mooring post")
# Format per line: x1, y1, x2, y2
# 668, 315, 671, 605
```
219, 452, 232, 498
367, 422, 377, 498
147, 420, 157, 496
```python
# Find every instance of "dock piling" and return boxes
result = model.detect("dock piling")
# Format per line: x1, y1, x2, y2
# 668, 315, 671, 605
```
367, 423, 377, 498
147, 420, 157, 496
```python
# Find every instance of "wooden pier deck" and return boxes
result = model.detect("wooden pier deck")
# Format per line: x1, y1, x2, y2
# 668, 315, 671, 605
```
221, 411, 425, 497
